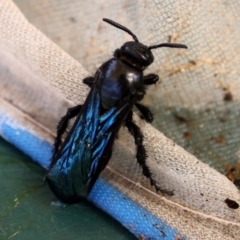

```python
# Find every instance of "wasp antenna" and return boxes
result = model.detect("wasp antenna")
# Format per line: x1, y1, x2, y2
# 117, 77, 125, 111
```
148, 43, 188, 50
103, 18, 139, 42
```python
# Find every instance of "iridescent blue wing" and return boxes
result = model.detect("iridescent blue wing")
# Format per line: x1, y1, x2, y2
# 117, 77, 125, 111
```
47, 85, 129, 203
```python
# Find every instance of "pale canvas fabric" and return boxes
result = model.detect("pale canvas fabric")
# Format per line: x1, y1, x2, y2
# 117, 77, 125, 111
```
0, 0, 239, 239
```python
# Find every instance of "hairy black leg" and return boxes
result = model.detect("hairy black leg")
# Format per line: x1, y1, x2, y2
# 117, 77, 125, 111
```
135, 103, 153, 123
54, 105, 82, 154
143, 73, 159, 85
83, 77, 95, 87
125, 111, 173, 196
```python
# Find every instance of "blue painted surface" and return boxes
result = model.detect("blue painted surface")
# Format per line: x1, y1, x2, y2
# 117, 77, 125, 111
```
1, 123, 52, 169
89, 179, 181, 239
0, 118, 183, 239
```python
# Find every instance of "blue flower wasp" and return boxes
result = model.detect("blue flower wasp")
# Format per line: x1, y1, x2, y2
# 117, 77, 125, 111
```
46, 18, 187, 203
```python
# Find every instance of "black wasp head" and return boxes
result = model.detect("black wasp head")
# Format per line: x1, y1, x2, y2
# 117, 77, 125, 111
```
119, 41, 153, 70
103, 18, 188, 70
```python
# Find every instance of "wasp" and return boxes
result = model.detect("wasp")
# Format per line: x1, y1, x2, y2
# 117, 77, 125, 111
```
46, 18, 187, 203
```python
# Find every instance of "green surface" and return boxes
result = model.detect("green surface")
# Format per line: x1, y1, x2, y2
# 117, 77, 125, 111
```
0, 138, 136, 240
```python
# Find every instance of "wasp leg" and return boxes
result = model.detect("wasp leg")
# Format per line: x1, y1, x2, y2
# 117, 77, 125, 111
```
143, 73, 159, 85
53, 76, 93, 152
83, 77, 95, 87
125, 111, 174, 196
135, 102, 153, 123
54, 105, 82, 154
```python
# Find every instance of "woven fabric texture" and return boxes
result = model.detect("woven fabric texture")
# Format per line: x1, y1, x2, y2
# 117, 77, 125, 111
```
0, 0, 239, 239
